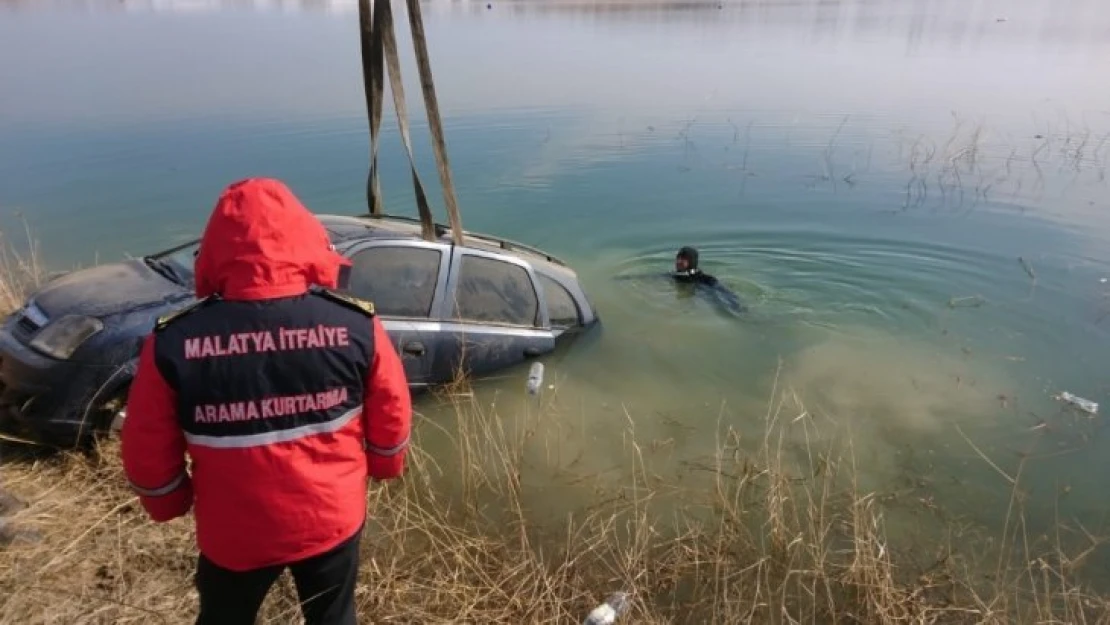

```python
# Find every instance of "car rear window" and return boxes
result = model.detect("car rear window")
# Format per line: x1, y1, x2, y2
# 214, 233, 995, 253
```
452, 255, 539, 326
538, 274, 580, 328
348, 245, 442, 318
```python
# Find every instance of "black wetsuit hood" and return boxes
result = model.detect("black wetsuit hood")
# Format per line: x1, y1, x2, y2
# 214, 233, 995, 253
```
675, 246, 707, 281
676, 246, 700, 271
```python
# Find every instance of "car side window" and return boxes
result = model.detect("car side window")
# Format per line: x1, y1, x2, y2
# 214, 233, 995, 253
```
538, 274, 580, 328
347, 245, 442, 318
452, 255, 539, 326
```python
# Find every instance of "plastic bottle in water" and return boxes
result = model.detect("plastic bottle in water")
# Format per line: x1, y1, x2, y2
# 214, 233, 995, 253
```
583, 592, 631, 625
526, 362, 545, 396
1056, 391, 1099, 415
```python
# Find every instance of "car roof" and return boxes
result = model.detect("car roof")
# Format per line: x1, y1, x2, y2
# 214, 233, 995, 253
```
319, 214, 578, 280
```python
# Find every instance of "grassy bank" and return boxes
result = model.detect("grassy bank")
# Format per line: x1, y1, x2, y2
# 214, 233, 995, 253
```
0, 240, 1108, 623
2, 383, 1109, 623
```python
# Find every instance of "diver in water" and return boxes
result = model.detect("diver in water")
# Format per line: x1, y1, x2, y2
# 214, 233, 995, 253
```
672, 246, 746, 315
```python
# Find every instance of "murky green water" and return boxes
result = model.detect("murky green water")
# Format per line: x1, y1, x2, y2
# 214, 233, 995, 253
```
3, 0, 1110, 580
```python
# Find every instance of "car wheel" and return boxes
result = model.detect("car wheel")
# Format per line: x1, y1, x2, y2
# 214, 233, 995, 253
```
105, 396, 127, 437
81, 362, 136, 442
83, 379, 131, 442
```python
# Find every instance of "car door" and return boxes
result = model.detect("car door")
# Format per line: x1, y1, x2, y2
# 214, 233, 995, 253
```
437, 247, 556, 382
343, 239, 451, 388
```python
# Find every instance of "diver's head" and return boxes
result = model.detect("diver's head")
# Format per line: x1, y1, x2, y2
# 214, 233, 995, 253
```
675, 246, 700, 273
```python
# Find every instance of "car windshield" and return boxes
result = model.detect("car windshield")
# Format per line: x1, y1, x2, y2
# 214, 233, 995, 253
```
142, 231, 350, 288
145, 240, 199, 287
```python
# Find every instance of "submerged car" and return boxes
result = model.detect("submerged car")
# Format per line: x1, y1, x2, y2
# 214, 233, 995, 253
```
0, 214, 599, 447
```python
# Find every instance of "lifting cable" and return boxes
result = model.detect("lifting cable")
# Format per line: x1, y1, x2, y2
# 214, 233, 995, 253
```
358, 0, 464, 246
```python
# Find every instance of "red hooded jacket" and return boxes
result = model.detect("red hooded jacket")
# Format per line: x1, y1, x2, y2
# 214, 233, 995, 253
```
121, 177, 412, 571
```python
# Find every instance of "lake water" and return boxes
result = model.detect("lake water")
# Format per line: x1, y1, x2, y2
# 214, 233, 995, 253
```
3, 0, 1110, 582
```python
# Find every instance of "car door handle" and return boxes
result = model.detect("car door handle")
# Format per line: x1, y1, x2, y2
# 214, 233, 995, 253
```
402, 341, 426, 356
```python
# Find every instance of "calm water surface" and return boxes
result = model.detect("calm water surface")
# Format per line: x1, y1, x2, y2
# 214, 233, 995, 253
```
3, 0, 1110, 578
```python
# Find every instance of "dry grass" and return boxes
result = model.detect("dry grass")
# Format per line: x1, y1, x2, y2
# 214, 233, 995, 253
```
1, 376, 1109, 624
0, 231, 1108, 623
0, 221, 45, 314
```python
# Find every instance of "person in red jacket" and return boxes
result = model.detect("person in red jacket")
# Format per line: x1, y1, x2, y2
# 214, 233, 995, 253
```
121, 177, 412, 625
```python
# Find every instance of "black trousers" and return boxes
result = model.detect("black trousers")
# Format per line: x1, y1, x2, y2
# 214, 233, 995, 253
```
194, 528, 361, 625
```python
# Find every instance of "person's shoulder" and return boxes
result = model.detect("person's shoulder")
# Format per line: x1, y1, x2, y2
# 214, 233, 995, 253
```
698, 272, 719, 285
154, 296, 217, 332
311, 287, 377, 318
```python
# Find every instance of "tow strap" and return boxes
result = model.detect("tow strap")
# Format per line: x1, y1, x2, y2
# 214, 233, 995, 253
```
357, 0, 384, 217
358, 0, 463, 245
403, 0, 464, 247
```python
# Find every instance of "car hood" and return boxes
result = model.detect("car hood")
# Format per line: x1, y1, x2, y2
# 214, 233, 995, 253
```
30, 259, 191, 319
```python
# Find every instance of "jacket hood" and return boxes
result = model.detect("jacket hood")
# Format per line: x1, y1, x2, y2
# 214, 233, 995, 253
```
194, 178, 350, 300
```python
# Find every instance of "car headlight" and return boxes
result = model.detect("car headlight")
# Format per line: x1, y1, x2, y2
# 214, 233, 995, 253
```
30, 315, 104, 360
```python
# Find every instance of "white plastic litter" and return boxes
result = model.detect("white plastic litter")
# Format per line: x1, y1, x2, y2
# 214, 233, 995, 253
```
526, 362, 545, 396
583, 592, 631, 625
1055, 392, 1099, 415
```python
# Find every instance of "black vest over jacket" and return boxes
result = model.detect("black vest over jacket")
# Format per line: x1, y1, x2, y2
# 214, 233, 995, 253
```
152, 290, 375, 448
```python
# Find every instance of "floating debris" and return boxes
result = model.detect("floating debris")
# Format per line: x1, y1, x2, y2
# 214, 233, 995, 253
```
997, 393, 1011, 409
1054, 391, 1099, 415
948, 295, 986, 309
526, 362, 545, 396
1018, 256, 1037, 282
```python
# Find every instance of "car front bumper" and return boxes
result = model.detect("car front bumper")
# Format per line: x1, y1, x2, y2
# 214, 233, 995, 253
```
0, 325, 124, 447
